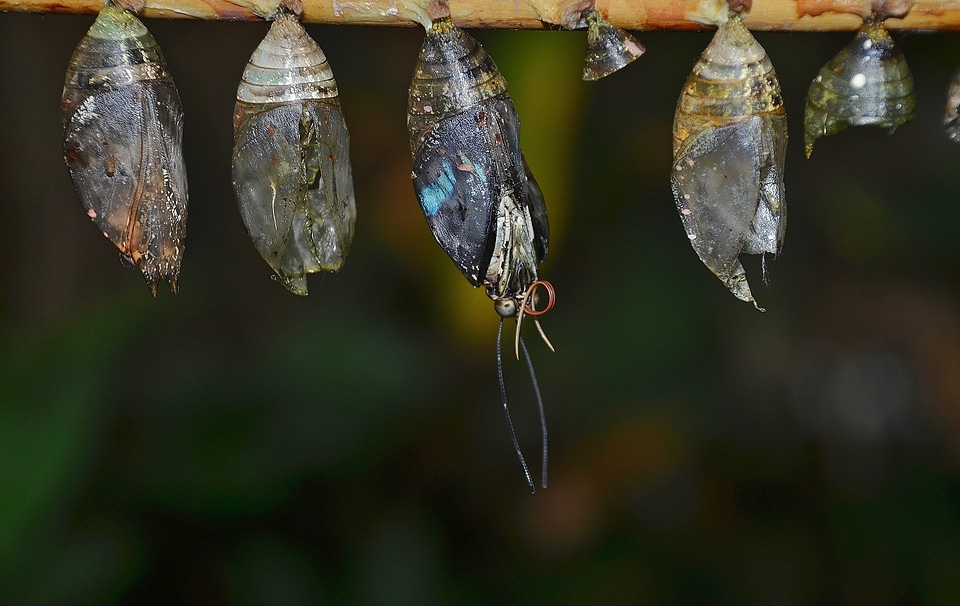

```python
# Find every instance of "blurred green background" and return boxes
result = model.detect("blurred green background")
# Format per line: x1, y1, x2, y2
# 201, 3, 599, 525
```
2, 11, 960, 604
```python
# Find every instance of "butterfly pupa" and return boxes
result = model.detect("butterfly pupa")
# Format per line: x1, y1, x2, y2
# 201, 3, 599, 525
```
671, 12, 787, 309
804, 17, 915, 157
945, 69, 960, 143
581, 9, 645, 81
232, 2, 356, 296
407, 10, 553, 493
62, 1, 188, 296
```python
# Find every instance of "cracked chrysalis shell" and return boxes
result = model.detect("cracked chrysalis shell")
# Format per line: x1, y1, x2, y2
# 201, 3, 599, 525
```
671, 14, 786, 309
232, 10, 356, 296
62, 4, 188, 296
582, 9, 645, 81
407, 17, 549, 306
804, 19, 915, 157
945, 69, 960, 143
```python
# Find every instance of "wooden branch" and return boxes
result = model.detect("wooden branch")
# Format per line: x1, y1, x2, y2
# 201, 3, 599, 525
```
1, 0, 958, 31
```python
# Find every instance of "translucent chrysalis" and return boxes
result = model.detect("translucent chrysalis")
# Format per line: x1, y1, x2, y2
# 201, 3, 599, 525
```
407, 6, 554, 493
232, 1, 356, 295
804, 17, 915, 157
582, 9, 645, 81
62, 1, 188, 296
671, 11, 787, 309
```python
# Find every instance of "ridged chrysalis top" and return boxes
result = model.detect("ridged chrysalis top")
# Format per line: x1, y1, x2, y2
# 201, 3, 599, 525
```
671, 14, 786, 309
408, 17, 549, 305
62, 4, 188, 296
582, 9, 645, 81
804, 18, 915, 157
232, 9, 356, 296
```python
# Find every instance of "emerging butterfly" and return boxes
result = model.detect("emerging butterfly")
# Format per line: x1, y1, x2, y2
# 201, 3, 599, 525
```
62, 0, 188, 296
671, 6, 786, 310
232, 0, 356, 295
407, 2, 554, 493
804, 15, 915, 157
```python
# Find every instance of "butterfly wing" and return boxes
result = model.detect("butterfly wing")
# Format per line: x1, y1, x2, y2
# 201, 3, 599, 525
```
412, 105, 505, 286
671, 115, 786, 304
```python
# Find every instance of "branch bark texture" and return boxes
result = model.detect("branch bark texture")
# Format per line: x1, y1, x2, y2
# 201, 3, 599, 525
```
1, 0, 958, 30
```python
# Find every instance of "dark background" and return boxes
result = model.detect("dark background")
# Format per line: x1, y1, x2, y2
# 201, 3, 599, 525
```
2, 11, 960, 603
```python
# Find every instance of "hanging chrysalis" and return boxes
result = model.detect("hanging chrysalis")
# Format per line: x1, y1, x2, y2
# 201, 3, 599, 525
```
408, 3, 554, 493
62, 0, 188, 296
232, 0, 356, 296
581, 8, 645, 81
804, 17, 915, 157
945, 69, 960, 143
671, 9, 786, 309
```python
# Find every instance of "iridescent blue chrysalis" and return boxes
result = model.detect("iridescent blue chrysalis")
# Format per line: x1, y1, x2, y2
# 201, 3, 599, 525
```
62, 0, 188, 296
232, 0, 356, 295
407, 4, 554, 493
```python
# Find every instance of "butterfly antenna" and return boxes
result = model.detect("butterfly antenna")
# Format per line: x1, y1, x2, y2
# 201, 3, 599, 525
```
519, 334, 548, 489
498, 319, 536, 494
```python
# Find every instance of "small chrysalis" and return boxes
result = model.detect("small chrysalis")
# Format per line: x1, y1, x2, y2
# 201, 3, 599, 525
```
804, 17, 915, 157
671, 12, 787, 309
232, 3, 356, 295
581, 9, 645, 81
408, 10, 554, 493
945, 69, 960, 143
62, 1, 188, 296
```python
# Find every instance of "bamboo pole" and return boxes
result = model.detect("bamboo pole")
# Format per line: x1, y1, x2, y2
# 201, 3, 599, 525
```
0, 0, 958, 30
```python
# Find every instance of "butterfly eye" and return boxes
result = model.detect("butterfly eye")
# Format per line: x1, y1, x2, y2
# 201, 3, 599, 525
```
671, 10, 787, 310
62, 1, 188, 296
804, 16, 915, 157
495, 298, 518, 318
231, 0, 357, 296
581, 9, 645, 81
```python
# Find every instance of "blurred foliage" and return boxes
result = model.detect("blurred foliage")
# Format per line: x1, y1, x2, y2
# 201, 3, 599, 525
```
2, 12, 960, 605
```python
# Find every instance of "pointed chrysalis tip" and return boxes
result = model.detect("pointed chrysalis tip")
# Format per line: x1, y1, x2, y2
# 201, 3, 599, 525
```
145, 277, 179, 298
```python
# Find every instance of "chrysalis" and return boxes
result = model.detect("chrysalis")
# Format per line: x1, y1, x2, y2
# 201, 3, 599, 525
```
232, 3, 356, 296
945, 68, 960, 143
804, 17, 915, 157
671, 12, 786, 309
62, 2, 188, 296
582, 9, 645, 81
408, 13, 553, 493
